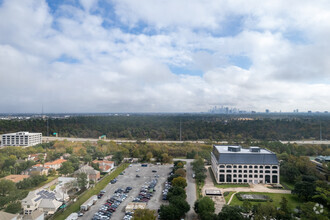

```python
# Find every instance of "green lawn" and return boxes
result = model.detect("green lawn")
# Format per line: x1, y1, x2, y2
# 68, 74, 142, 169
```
31, 175, 58, 190
224, 191, 236, 203
230, 192, 302, 210
280, 177, 295, 190
215, 184, 250, 188
53, 163, 129, 220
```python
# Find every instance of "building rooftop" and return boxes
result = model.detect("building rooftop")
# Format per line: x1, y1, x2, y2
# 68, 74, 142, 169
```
44, 159, 67, 166
0, 211, 18, 220
2, 174, 30, 183
2, 131, 42, 135
214, 145, 272, 154
213, 145, 279, 165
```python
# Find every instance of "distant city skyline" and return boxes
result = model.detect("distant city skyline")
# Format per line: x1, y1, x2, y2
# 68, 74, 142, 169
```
1, 0, 330, 113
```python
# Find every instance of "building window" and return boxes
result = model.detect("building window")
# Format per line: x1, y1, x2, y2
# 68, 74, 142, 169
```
233, 165, 237, 168
220, 165, 225, 168
244, 179, 247, 183
239, 174, 242, 178
244, 174, 247, 178
249, 165, 253, 168
272, 175, 278, 183
233, 174, 237, 177
249, 170, 253, 173
272, 170, 278, 173
259, 166, 263, 169
238, 170, 242, 173
265, 170, 270, 173
244, 165, 247, 168
233, 170, 237, 173
238, 179, 242, 183
220, 170, 225, 173
260, 170, 263, 173
238, 165, 242, 168
254, 165, 258, 169
244, 170, 247, 173
233, 179, 237, 182
226, 165, 232, 168
254, 170, 258, 173
260, 175, 263, 178
254, 175, 258, 178
265, 166, 270, 169
226, 174, 232, 182
272, 166, 278, 169
249, 174, 252, 178
219, 174, 225, 182
226, 170, 232, 173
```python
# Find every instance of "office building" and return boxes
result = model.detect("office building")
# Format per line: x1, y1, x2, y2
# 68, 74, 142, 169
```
211, 145, 280, 184
1, 132, 42, 147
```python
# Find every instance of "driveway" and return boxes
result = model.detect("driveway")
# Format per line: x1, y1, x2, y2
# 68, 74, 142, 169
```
174, 159, 198, 220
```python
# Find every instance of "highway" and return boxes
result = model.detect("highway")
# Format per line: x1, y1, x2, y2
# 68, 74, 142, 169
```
41, 137, 330, 145
42, 136, 217, 144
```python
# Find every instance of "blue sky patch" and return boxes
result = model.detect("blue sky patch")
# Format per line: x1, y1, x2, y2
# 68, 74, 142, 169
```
229, 55, 252, 70
54, 54, 80, 64
169, 66, 204, 76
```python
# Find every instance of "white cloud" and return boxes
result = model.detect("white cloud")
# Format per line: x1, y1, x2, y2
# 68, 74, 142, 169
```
1, 0, 330, 113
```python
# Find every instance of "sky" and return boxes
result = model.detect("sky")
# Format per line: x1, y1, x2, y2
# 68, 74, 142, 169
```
1, 0, 330, 113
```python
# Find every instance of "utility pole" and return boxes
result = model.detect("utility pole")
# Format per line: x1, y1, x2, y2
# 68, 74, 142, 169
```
47, 117, 49, 137
180, 120, 182, 141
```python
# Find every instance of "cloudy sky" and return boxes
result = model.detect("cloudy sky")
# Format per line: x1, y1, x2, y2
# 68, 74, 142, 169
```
1, 0, 330, 113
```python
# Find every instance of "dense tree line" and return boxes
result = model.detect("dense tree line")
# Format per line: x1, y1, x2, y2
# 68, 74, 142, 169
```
160, 161, 190, 220
1, 114, 330, 141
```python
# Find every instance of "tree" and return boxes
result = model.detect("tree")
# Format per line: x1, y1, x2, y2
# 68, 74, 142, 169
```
159, 204, 180, 220
167, 186, 187, 200
113, 151, 123, 165
293, 181, 316, 200
83, 154, 92, 163
174, 168, 186, 177
146, 152, 153, 162
217, 205, 246, 220
276, 197, 292, 220
161, 153, 172, 163
242, 200, 252, 213
254, 203, 276, 220
172, 177, 187, 188
168, 196, 190, 216
133, 209, 156, 220
77, 172, 88, 190
59, 161, 74, 175
194, 197, 215, 220
5, 202, 21, 214
0, 179, 16, 196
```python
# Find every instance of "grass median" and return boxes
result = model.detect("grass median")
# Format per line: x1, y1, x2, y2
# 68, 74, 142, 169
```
53, 163, 129, 220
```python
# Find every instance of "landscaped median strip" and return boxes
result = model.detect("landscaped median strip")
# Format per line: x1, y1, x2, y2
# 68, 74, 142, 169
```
52, 163, 129, 220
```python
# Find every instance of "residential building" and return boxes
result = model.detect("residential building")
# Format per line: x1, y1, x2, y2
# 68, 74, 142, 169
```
2, 174, 29, 183
22, 190, 62, 216
27, 153, 47, 162
54, 177, 78, 202
0, 211, 19, 220
21, 167, 49, 176
1, 132, 42, 147
74, 165, 100, 182
22, 210, 44, 220
44, 158, 67, 170
92, 160, 114, 173
211, 145, 280, 184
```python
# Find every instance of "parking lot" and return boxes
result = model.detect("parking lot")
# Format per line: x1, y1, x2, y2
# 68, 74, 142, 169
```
81, 163, 172, 220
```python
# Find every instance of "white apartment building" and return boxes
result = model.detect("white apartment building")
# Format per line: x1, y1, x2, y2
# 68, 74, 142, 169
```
211, 145, 280, 184
1, 132, 42, 147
